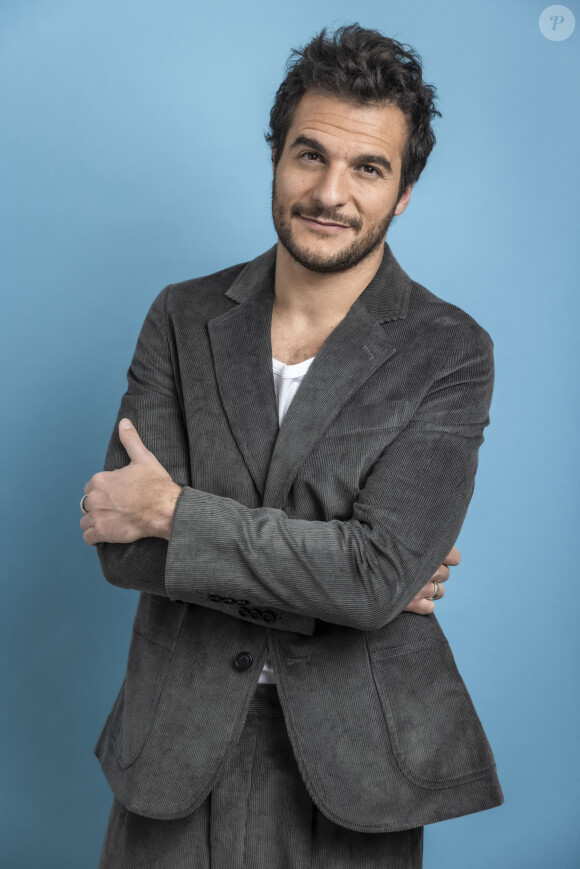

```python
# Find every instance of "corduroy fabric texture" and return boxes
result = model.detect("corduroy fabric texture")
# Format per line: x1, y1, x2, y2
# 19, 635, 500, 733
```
99, 686, 423, 869
95, 245, 503, 830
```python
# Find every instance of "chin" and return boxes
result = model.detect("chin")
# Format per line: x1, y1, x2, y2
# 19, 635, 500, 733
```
280, 234, 386, 275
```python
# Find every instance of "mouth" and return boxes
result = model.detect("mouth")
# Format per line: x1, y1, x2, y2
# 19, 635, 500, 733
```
298, 215, 352, 231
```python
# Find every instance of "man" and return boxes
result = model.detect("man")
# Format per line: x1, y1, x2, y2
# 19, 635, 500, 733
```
82, 24, 503, 868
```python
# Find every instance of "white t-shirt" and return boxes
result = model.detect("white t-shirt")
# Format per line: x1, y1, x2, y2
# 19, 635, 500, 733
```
258, 355, 315, 684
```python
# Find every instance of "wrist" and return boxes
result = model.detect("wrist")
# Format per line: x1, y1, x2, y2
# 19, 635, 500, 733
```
149, 480, 182, 540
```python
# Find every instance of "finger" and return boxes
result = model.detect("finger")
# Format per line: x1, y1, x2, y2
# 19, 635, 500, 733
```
430, 563, 450, 583
80, 513, 94, 532
420, 580, 445, 601
443, 545, 461, 566
84, 472, 108, 497
428, 581, 445, 601
118, 419, 150, 462
83, 527, 98, 546
404, 597, 435, 615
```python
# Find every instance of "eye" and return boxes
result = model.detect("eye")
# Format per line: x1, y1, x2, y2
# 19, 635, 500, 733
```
360, 164, 381, 177
300, 151, 323, 163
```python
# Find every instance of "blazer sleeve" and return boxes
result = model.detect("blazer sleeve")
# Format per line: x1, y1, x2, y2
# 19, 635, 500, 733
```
164, 321, 494, 632
96, 287, 186, 599
96, 287, 317, 635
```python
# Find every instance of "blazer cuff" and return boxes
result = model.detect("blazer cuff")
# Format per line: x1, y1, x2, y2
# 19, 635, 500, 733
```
165, 487, 316, 636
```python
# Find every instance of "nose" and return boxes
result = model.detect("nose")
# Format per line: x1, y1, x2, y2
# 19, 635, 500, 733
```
311, 164, 349, 210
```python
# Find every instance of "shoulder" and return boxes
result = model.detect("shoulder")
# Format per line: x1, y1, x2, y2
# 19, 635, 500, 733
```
138, 259, 253, 335
161, 260, 249, 315
406, 280, 494, 360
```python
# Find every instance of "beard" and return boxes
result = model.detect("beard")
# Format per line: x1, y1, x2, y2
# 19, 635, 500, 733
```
272, 177, 396, 274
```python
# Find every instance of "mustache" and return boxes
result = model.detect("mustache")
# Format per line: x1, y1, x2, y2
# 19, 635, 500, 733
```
291, 205, 362, 232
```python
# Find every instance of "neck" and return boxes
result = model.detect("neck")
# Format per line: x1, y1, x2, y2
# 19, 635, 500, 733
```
273, 241, 384, 325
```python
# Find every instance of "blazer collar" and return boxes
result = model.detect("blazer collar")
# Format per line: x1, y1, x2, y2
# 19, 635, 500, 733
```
210, 243, 412, 505
225, 243, 412, 323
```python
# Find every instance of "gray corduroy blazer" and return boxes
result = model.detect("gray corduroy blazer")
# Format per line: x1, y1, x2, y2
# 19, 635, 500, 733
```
95, 244, 503, 832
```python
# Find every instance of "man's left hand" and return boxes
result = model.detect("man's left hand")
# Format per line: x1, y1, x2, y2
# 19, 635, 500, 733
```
403, 546, 460, 615
80, 419, 181, 545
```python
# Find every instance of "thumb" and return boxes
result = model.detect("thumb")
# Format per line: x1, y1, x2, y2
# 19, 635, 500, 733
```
118, 418, 150, 462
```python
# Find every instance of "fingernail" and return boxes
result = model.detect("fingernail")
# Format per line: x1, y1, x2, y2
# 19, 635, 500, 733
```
120, 418, 133, 429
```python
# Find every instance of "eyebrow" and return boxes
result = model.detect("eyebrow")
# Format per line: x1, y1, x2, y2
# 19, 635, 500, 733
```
289, 135, 393, 175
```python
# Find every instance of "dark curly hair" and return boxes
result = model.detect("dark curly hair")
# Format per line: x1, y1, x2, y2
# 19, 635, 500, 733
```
266, 24, 441, 196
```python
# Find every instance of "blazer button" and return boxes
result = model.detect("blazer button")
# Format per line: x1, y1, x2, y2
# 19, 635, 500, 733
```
262, 611, 276, 624
209, 594, 223, 602
233, 651, 253, 671
250, 609, 262, 620
236, 599, 249, 606
222, 597, 236, 605
238, 608, 250, 618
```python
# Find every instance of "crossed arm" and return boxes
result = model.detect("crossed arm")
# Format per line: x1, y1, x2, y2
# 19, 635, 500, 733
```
80, 418, 458, 617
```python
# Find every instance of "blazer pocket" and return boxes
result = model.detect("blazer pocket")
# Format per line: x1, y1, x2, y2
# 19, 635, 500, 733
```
371, 640, 496, 788
329, 399, 411, 436
112, 594, 186, 768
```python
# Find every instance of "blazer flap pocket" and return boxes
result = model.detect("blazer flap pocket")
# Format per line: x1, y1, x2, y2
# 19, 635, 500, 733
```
330, 399, 410, 435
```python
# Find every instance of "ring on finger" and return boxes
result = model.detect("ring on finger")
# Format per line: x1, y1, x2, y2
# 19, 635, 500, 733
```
80, 494, 89, 514
430, 581, 442, 601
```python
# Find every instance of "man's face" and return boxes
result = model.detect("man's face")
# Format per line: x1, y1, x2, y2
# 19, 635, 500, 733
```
272, 90, 412, 274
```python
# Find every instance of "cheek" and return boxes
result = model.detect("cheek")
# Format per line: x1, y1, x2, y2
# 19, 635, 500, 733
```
276, 163, 316, 200
365, 192, 401, 223
284, 178, 312, 203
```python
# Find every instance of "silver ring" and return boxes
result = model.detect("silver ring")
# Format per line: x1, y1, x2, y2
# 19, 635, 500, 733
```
80, 494, 89, 514
430, 581, 441, 601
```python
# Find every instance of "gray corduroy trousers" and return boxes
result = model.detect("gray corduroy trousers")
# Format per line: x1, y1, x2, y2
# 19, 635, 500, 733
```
99, 685, 423, 868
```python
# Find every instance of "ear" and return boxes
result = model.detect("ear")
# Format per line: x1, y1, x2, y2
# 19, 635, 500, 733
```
394, 184, 413, 216
271, 149, 277, 172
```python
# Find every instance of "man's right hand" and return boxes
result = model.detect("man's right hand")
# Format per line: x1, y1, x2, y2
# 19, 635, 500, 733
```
403, 546, 461, 615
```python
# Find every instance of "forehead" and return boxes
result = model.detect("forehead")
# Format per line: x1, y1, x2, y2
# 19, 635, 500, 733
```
285, 90, 409, 167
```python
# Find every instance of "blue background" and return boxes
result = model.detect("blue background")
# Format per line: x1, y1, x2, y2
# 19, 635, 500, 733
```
1, 1, 578, 866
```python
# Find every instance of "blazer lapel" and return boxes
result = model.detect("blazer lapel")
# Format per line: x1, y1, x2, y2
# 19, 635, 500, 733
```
262, 245, 412, 509
208, 249, 279, 498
